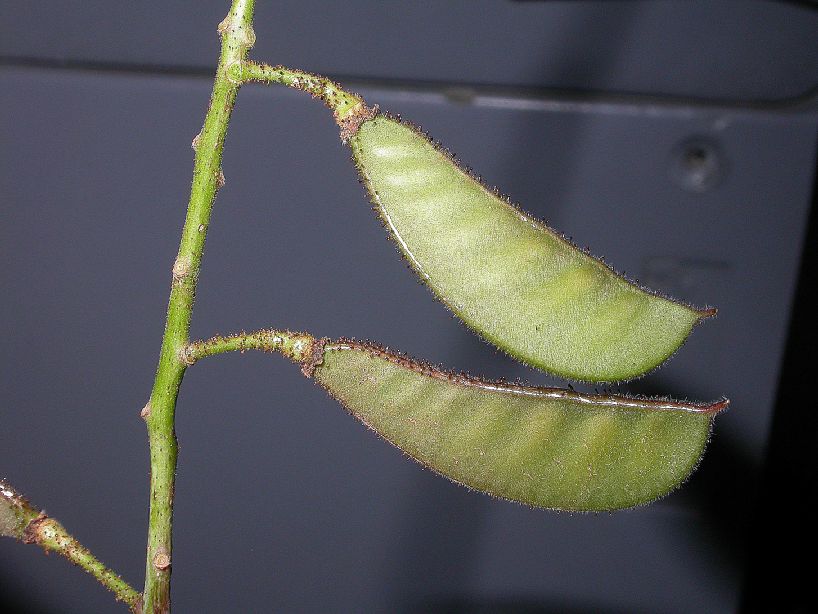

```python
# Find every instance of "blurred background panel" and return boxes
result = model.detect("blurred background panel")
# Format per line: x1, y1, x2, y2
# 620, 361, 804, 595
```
1, 1, 816, 613
2, 0, 818, 101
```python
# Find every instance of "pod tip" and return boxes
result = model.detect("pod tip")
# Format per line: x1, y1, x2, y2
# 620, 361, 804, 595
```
698, 306, 718, 320
703, 398, 730, 415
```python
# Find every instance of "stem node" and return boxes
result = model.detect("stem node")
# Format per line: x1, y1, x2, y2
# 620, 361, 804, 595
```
2, 480, 140, 609
152, 550, 171, 571
217, 11, 255, 49
178, 345, 196, 366
225, 59, 244, 86
171, 256, 192, 284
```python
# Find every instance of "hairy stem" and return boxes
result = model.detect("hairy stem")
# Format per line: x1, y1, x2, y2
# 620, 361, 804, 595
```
1, 480, 140, 610
183, 329, 315, 365
141, 1, 256, 611
241, 61, 374, 140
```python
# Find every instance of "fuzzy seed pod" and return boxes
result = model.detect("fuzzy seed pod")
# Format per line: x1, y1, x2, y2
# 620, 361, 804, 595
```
349, 114, 715, 383
309, 340, 726, 511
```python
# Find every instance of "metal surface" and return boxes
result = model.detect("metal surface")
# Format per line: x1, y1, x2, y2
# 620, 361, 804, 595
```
2, 1, 818, 102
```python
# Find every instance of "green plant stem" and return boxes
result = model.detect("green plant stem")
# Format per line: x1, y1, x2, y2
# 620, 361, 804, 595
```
183, 329, 315, 365
240, 61, 373, 139
1, 480, 140, 610
141, 1, 256, 611
241, 61, 363, 118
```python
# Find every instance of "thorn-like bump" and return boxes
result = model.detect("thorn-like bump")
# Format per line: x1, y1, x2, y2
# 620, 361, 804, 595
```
172, 256, 192, 284
242, 25, 256, 49
22, 514, 51, 545
140, 403, 151, 420
217, 14, 231, 36
191, 131, 202, 151
216, 168, 225, 189
152, 550, 171, 571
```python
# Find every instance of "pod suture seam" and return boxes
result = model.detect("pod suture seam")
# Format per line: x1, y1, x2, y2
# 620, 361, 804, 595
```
319, 339, 727, 415
310, 341, 725, 511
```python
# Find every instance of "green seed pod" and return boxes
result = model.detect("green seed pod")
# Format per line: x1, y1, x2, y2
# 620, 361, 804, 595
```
308, 339, 726, 512
349, 114, 715, 382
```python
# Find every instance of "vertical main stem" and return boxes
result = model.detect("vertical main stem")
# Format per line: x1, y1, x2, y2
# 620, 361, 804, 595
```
141, 1, 255, 612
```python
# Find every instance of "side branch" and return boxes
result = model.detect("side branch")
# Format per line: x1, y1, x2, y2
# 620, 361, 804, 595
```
240, 62, 375, 141
183, 329, 315, 365
1, 480, 140, 610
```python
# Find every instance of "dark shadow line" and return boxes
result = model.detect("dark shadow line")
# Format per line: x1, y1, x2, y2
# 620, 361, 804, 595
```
738, 130, 818, 613
1, 55, 817, 114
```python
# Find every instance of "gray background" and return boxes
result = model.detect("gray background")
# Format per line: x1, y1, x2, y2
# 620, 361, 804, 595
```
2, 1, 817, 612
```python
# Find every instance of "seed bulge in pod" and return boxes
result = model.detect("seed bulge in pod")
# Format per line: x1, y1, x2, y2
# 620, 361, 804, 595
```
349, 115, 715, 383
308, 339, 727, 512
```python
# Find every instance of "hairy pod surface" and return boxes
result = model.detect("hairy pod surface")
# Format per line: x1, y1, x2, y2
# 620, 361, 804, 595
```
349, 115, 714, 382
310, 340, 726, 512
